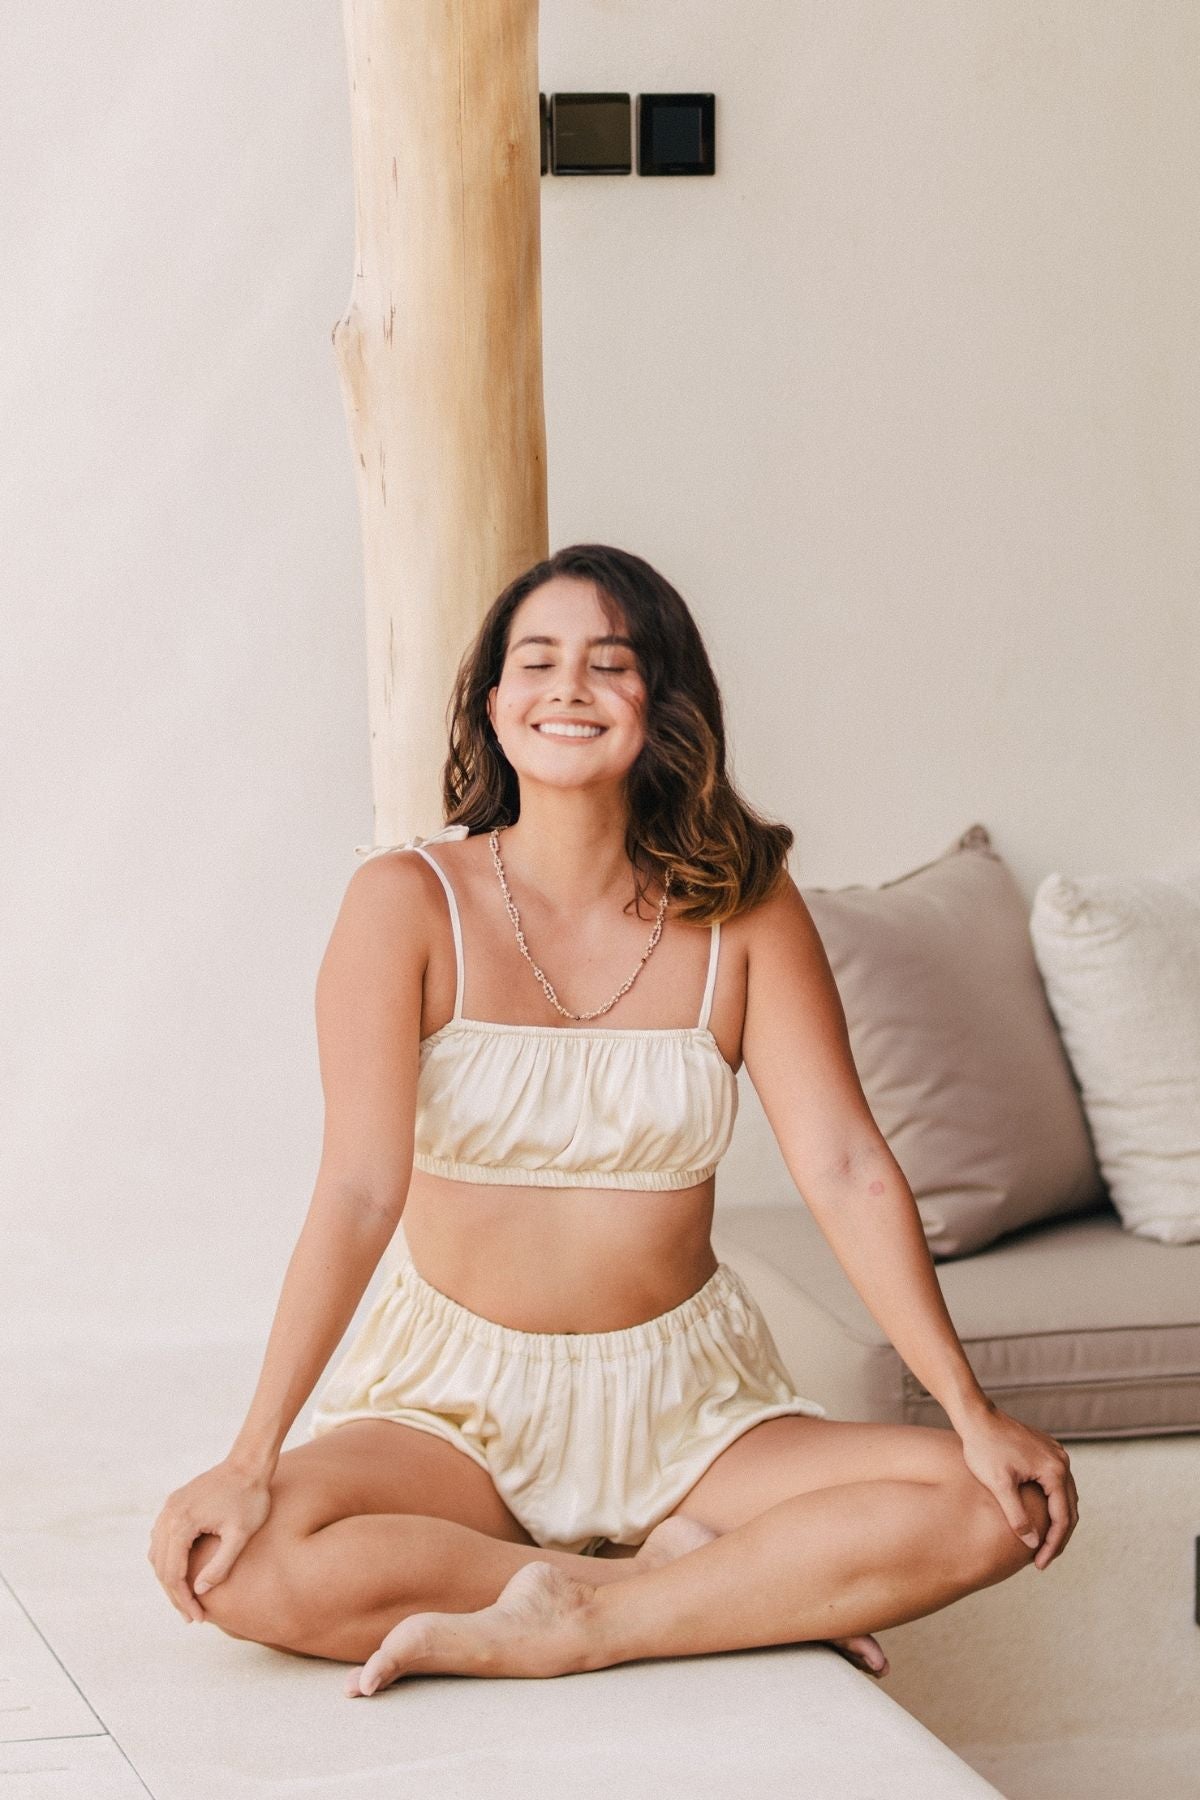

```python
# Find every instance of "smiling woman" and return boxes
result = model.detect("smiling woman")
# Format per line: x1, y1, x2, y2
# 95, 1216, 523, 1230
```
441, 544, 795, 927
151, 542, 1076, 1699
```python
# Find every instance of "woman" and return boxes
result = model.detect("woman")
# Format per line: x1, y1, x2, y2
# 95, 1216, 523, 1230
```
149, 544, 1077, 1697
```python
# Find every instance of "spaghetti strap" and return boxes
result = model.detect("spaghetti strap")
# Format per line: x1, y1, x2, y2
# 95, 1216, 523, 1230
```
411, 850, 465, 1020
353, 824, 470, 1021
697, 922, 721, 1031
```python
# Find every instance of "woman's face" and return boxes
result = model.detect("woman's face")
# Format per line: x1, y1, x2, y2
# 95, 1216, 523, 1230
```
487, 576, 649, 792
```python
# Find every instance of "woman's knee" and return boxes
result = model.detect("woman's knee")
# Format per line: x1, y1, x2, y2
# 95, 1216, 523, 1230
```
961, 1475, 1051, 1586
188, 1521, 309, 1650
192, 1449, 370, 1643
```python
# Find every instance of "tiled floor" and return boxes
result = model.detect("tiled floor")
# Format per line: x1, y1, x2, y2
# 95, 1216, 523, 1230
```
0, 1574, 150, 1798
0, 1739, 151, 1800
1, 1576, 109, 1743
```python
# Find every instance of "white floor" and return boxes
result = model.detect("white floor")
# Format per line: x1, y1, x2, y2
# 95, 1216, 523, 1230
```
3, 1335, 1011, 1800
4, 1326, 1198, 1797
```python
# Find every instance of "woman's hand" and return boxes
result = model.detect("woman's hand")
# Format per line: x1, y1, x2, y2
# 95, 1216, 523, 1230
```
955, 1405, 1079, 1571
148, 1459, 274, 1622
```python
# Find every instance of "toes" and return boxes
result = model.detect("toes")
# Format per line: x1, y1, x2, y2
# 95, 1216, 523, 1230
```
355, 1648, 399, 1697
349, 1651, 389, 1698
830, 1634, 889, 1677
346, 1617, 433, 1696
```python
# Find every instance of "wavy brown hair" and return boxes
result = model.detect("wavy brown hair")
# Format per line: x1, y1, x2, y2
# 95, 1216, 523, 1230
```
440, 544, 793, 925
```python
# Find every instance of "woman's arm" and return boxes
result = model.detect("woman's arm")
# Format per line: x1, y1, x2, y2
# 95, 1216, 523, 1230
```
224, 1187, 403, 1479
774, 1140, 993, 1425
227, 852, 431, 1477
741, 876, 1078, 1566
740, 877, 990, 1427
151, 854, 434, 1618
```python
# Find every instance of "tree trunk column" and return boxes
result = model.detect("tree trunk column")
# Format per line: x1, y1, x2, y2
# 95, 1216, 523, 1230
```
333, 0, 548, 843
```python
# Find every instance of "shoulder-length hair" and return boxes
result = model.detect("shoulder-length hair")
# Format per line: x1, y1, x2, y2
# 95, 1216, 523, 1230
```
441, 544, 793, 924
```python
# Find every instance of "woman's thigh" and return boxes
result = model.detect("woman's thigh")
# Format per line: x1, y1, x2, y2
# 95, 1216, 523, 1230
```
268, 1420, 537, 1545
665, 1414, 979, 1534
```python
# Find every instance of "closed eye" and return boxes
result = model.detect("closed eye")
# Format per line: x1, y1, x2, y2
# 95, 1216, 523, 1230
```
523, 664, 628, 672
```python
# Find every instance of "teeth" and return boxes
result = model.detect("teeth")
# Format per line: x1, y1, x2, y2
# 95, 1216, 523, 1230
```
534, 723, 605, 738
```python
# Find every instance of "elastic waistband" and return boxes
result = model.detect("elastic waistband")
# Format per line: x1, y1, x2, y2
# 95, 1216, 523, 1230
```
394, 1254, 748, 1363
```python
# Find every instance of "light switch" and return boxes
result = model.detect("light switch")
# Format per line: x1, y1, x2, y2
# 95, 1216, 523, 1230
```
549, 93, 632, 175
637, 93, 715, 175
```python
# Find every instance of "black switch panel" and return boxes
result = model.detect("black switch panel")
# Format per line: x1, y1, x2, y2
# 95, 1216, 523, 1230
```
637, 93, 715, 175
550, 93, 632, 175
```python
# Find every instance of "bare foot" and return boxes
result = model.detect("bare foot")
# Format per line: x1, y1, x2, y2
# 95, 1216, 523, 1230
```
344, 1524, 890, 1695
633, 1514, 889, 1678
345, 1561, 595, 1695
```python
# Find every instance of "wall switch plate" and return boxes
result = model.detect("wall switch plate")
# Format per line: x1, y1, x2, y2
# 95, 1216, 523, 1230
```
549, 93, 632, 175
637, 93, 715, 175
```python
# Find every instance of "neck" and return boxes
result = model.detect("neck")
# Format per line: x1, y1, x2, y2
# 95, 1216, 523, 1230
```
495, 789, 659, 915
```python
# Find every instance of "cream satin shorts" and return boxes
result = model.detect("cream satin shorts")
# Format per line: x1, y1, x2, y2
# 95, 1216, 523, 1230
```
308, 1254, 829, 1555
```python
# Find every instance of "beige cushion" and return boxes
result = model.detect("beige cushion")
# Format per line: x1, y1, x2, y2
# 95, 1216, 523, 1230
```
713, 1199, 1200, 1438
801, 824, 1105, 1258
1030, 861, 1200, 1245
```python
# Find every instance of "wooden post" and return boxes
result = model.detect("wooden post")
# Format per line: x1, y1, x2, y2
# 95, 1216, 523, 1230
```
333, 0, 548, 844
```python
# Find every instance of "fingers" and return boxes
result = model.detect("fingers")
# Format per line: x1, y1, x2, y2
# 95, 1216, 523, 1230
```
147, 1514, 207, 1624
148, 1467, 272, 1628
194, 1539, 243, 1597
992, 1449, 1079, 1571
993, 1478, 1042, 1552
169, 1538, 209, 1622
147, 1548, 204, 1623
1031, 1461, 1079, 1571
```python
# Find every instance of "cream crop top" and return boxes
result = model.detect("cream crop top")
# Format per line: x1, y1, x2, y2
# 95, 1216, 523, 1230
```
355, 825, 739, 1189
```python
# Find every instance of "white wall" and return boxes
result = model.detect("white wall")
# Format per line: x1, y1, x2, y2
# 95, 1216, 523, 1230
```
540, 1, 1200, 894
4, 2, 1198, 1347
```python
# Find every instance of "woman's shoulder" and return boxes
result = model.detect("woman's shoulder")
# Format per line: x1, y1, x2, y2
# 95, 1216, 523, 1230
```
713, 863, 804, 935
348, 840, 450, 896
720, 867, 823, 977
337, 840, 454, 959
731, 869, 836, 1015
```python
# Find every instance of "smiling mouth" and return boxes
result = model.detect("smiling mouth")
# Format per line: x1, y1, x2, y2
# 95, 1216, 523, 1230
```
532, 723, 608, 739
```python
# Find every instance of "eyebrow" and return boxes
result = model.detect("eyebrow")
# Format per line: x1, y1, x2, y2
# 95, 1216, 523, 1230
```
509, 633, 636, 652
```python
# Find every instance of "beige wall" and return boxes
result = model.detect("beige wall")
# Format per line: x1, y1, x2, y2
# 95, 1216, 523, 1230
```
4, 2, 1198, 1341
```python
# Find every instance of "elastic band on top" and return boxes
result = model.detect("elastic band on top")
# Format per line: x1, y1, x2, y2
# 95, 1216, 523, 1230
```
395, 1253, 749, 1363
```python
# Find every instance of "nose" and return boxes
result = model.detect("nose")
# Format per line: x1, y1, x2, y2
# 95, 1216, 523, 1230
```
547, 656, 595, 707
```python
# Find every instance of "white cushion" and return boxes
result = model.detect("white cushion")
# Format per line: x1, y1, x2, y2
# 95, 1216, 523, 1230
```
1029, 860, 1200, 1244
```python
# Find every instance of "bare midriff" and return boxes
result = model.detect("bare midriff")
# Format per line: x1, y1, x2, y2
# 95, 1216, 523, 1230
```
398, 1172, 720, 1334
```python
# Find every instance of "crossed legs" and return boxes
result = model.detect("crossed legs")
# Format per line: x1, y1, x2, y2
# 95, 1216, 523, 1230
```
188, 1422, 637, 1663
190, 1414, 1045, 1688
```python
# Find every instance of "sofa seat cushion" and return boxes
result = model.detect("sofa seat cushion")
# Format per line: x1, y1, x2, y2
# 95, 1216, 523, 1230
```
712, 1200, 1200, 1438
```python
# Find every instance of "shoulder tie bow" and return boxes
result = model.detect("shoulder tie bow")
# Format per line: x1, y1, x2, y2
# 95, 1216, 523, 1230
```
353, 821, 471, 860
